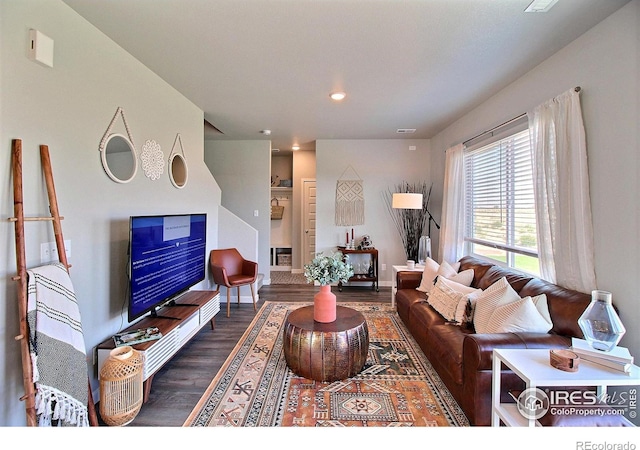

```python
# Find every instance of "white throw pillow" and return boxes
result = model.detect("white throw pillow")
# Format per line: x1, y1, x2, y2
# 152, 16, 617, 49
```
447, 268, 474, 287
531, 293, 553, 328
427, 277, 482, 325
485, 296, 553, 333
472, 277, 521, 333
416, 257, 462, 293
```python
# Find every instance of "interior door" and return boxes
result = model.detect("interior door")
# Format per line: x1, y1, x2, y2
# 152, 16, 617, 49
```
302, 179, 316, 266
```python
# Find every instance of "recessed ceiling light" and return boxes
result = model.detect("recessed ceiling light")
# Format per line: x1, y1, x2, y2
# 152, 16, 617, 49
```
292, 145, 300, 151
330, 92, 346, 101
524, 0, 559, 13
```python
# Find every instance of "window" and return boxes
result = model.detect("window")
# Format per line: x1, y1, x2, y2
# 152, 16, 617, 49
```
463, 128, 540, 276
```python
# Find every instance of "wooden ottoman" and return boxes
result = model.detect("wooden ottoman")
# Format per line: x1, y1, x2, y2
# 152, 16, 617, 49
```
283, 305, 369, 382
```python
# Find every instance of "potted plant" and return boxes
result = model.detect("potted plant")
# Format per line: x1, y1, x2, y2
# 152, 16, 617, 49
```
303, 252, 354, 322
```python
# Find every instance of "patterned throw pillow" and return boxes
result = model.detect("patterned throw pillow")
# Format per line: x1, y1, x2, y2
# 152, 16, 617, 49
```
427, 276, 481, 325
416, 258, 463, 293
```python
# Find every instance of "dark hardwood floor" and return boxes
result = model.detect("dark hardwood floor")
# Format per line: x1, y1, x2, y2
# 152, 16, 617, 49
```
123, 283, 391, 426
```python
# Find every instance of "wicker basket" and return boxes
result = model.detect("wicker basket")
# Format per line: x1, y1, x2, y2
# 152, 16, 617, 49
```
271, 198, 284, 220
99, 346, 144, 426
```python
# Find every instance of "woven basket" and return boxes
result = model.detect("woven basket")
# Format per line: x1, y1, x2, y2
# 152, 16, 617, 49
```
99, 346, 144, 426
271, 199, 284, 220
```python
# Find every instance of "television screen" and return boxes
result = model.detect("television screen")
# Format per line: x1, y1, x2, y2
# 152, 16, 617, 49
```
128, 213, 207, 322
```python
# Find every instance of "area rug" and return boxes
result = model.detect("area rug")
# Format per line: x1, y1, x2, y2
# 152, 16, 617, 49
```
184, 301, 469, 427
270, 271, 308, 285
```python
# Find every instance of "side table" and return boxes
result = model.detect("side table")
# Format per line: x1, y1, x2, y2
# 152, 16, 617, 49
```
492, 348, 640, 427
391, 264, 424, 307
337, 247, 379, 291
282, 305, 369, 382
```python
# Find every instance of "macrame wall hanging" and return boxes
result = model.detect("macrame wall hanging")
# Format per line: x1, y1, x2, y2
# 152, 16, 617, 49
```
335, 165, 364, 226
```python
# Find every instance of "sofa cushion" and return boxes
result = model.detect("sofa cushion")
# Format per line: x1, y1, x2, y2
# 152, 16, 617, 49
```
475, 265, 533, 293
428, 323, 471, 386
519, 278, 590, 338
416, 258, 463, 293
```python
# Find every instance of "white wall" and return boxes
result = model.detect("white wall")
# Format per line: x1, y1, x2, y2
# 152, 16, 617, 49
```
315, 139, 430, 285
204, 140, 271, 279
0, 0, 221, 425
429, 0, 639, 357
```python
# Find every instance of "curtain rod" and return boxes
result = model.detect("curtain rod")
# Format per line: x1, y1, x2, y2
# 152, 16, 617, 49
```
462, 86, 581, 146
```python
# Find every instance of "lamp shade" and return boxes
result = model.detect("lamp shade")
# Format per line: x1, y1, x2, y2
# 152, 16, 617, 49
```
392, 193, 423, 209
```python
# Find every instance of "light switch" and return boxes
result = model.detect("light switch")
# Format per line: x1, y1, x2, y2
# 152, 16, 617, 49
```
254, 210, 259, 217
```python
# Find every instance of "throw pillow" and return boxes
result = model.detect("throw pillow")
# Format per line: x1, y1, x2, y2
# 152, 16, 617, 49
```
427, 276, 482, 325
416, 257, 462, 293
447, 268, 474, 287
531, 293, 553, 328
485, 296, 553, 333
472, 277, 521, 333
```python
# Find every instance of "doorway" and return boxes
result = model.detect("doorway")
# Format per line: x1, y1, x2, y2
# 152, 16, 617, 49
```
302, 179, 316, 266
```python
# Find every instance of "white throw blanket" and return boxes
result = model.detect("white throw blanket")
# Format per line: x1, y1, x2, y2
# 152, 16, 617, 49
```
27, 263, 89, 426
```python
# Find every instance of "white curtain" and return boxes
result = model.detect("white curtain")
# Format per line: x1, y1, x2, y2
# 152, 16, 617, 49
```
528, 88, 597, 292
439, 143, 466, 263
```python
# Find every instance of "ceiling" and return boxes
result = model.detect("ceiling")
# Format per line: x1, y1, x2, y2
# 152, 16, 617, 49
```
63, 0, 629, 152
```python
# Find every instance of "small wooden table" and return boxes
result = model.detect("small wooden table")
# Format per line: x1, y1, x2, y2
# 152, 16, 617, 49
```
336, 247, 379, 291
282, 305, 369, 382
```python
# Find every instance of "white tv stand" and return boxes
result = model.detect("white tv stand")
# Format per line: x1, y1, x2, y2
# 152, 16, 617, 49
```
97, 290, 220, 402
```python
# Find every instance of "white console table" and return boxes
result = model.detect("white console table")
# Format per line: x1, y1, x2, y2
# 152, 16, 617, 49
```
97, 290, 220, 402
492, 348, 640, 427
391, 264, 424, 307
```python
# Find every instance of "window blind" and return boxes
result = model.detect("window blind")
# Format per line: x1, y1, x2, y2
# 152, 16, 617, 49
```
464, 128, 539, 273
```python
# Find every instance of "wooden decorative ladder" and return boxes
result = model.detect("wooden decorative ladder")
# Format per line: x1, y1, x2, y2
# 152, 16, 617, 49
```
10, 139, 98, 426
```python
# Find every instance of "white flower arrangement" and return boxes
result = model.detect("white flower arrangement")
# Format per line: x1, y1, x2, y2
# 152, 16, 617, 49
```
303, 251, 354, 285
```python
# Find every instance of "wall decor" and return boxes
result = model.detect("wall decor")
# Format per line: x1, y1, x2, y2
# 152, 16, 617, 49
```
168, 133, 188, 188
141, 139, 164, 180
335, 165, 364, 226
99, 107, 138, 183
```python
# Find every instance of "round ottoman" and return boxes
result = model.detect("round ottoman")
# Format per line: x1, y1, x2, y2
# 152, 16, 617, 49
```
282, 305, 369, 382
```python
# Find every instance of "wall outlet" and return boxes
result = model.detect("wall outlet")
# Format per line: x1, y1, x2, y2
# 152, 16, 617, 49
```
382, 263, 387, 271
41, 240, 71, 263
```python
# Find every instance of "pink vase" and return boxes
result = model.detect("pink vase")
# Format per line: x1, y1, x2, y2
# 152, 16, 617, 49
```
314, 285, 336, 323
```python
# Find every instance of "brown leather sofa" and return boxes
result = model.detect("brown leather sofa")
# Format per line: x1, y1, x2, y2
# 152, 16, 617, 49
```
395, 255, 600, 426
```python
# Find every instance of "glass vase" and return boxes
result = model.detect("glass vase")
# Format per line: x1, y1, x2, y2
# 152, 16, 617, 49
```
577, 290, 626, 352
417, 236, 431, 265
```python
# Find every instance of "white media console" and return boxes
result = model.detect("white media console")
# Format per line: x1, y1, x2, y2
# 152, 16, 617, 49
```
97, 290, 220, 402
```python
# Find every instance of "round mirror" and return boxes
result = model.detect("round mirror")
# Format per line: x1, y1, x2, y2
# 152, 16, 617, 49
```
169, 153, 188, 188
101, 133, 137, 183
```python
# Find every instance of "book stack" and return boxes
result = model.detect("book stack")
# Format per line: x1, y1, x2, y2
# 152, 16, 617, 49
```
571, 338, 633, 374
113, 326, 162, 347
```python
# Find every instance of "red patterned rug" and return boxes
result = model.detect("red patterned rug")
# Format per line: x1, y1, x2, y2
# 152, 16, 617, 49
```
184, 301, 469, 427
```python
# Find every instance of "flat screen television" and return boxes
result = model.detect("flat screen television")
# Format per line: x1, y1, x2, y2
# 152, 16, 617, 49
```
128, 213, 207, 322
